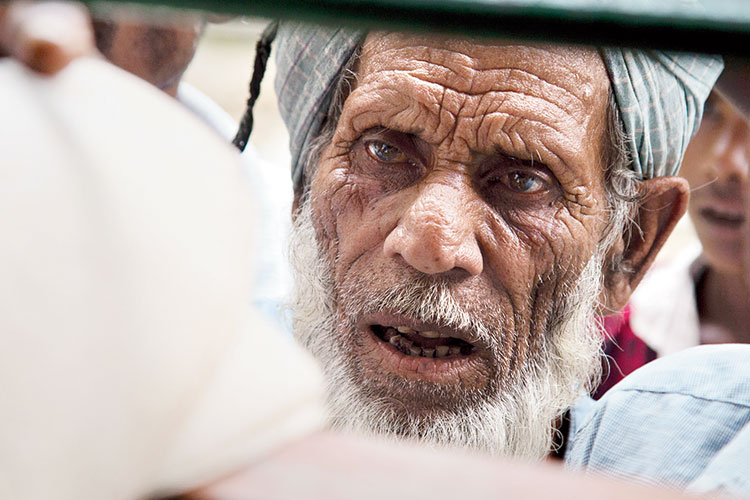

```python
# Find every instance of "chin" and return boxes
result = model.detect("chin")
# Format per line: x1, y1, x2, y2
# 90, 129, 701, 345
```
321, 344, 561, 461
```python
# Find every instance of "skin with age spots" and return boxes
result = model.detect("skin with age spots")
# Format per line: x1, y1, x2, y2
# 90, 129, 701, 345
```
311, 33, 609, 413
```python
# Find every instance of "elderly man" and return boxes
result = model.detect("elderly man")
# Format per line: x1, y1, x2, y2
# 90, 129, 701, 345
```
1, 6, 736, 500
4, 3, 750, 498
269, 24, 723, 460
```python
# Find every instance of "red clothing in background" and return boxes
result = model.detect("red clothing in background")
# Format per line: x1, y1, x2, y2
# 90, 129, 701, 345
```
593, 244, 704, 399
595, 305, 657, 400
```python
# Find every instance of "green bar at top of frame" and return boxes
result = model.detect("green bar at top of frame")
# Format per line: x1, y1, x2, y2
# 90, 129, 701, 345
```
87, 0, 750, 54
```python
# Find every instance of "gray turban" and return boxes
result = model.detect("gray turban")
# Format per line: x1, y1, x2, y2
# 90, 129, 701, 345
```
275, 23, 723, 191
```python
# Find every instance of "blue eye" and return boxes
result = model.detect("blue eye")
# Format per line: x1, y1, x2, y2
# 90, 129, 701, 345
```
366, 140, 407, 163
501, 172, 544, 193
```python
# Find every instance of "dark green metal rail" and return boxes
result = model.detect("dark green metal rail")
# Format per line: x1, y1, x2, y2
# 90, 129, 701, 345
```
89, 0, 750, 55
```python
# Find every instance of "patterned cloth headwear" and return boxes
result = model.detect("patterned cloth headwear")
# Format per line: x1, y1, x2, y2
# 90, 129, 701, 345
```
601, 48, 723, 179
275, 23, 723, 191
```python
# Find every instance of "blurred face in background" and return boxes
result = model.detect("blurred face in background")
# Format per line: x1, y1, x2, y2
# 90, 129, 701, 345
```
681, 91, 750, 275
92, 11, 204, 97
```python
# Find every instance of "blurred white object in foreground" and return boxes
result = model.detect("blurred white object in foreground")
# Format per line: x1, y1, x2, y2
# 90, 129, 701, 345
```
0, 56, 324, 500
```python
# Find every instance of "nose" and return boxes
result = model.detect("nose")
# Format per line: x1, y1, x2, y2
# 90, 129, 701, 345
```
383, 182, 483, 276
715, 118, 750, 183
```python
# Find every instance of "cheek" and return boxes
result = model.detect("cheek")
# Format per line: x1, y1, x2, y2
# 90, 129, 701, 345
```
680, 120, 732, 189
481, 204, 605, 307
310, 152, 402, 271
680, 139, 713, 188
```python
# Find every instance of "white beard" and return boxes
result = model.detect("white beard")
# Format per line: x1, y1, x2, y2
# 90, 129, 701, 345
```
289, 201, 603, 461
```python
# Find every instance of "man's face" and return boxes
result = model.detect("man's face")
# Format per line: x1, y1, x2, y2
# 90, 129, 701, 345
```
293, 33, 613, 458
680, 91, 750, 275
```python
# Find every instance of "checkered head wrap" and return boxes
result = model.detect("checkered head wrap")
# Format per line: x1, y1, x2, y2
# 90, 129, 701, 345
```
601, 48, 723, 179
275, 23, 723, 191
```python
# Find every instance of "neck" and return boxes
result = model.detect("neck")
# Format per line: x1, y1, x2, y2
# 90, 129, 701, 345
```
698, 267, 750, 344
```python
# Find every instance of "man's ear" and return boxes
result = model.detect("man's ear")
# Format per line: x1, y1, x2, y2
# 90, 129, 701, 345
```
601, 176, 689, 314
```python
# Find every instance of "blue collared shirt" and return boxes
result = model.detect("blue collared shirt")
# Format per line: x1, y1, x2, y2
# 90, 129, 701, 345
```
565, 344, 750, 498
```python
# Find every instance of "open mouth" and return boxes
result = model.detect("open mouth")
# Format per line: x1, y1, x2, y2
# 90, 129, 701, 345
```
359, 316, 488, 388
371, 324, 476, 359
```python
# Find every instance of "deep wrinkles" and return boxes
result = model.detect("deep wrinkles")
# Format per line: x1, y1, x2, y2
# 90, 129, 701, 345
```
344, 90, 435, 140
324, 167, 369, 228
334, 114, 597, 206
327, 41, 599, 339
353, 71, 579, 139
475, 91, 509, 147
296, 35, 612, 457
485, 210, 584, 329
368, 46, 591, 108
364, 35, 604, 79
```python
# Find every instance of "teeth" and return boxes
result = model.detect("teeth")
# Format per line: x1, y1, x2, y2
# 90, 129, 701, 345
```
384, 331, 470, 359
421, 330, 440, 338
396, 326, 414, 334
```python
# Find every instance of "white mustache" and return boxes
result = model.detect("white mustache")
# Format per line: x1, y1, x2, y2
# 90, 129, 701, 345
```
340, 275, 501, 353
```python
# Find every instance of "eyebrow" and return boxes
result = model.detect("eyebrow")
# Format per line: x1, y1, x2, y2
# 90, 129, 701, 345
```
347, 80, 579, 176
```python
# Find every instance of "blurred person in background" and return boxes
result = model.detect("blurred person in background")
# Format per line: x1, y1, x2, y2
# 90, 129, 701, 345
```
91, 6, 294, 331
596, 88, 750, 398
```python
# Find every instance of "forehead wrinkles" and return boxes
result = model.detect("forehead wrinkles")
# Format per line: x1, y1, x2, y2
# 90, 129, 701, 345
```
349, 36, 609, 168
359, 38, 603, 110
